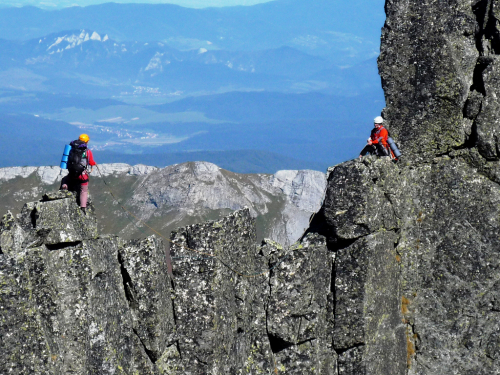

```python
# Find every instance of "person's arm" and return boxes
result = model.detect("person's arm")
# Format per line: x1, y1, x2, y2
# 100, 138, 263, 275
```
379, 128, 389, 145
87, 149, 96, 171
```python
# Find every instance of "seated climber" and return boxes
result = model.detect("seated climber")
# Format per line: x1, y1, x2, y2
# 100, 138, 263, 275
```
60, 134, 96, 215
359, 116, 390, 158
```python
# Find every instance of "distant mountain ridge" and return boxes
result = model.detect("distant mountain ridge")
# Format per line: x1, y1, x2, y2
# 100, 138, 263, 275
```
0, 0, 387, 171
0, 0, 385, 65
0, 29, 382, 97
0, 30, 337, 95
0, 27, 384, 169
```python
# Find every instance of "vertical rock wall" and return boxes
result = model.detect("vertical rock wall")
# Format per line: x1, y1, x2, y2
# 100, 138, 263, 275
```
310, 159, 407, 375
379, 0, 478, 161
380, 0, 500, 168
0, 192, 159, 375
310, 154, 500, 374
299, 1, 500, 373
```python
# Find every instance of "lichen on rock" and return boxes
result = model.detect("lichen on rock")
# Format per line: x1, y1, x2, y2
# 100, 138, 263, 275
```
0, 194, 159, 374
5, 1, 500, 373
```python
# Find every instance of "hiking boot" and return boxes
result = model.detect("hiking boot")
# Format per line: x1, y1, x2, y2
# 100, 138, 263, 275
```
81, 207, 87, 215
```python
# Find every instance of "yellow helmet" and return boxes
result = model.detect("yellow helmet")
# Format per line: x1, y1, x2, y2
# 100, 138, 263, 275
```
79, 134, 90, 143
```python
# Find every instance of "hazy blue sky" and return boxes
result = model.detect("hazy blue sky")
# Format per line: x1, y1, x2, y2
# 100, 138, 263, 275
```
0, 0, 274, 8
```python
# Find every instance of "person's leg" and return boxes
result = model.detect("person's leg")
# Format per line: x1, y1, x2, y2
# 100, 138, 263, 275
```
61, 174, 79, 192
360, 144, 376, 157
376, 143, 389, 156
60, 175, 69, 190
79, 183, 89, 208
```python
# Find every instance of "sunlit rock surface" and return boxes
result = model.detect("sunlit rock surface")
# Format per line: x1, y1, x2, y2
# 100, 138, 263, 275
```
298, 0, 500, 372
0, 193, 335, 374
4, 0, 500, 373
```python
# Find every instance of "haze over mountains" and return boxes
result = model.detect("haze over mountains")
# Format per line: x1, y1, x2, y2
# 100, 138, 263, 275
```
0, 0, 275, 9
0, 0, 386, 172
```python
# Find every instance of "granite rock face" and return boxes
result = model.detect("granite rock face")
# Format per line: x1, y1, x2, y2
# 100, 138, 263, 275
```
309, 154, 500, 374
296, 0, 500, 372
0, 191, 336, 374
379, 0, 478, 162
4, 0, 500, 373
265, 234, 336, 374
380, 0, 500, 166
310, 158, 407, 375
0, 194, 161, 374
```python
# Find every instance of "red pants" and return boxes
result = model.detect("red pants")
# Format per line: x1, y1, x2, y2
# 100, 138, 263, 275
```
61, 175, 89, 208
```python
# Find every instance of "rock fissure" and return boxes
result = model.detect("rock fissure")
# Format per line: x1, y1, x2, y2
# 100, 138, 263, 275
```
472, 0, 491, 56
133, 328, 159, 363
268, 332, 294, 354
466, 121, 480, 149
175, 341, 183, 360
470, 58, 488, 96
456, 152, 500, 186
330, 255, 336, 296
30, 207, 38, 228
194, 356, 209, 366
333, 343, 365, 355
480, 0, 500, 55
295, 315, 303, 342
170, 293, 179, 328
184, 230, 197, 255
117, 251, 137, 308
45, 241, 82, 251
330, 235, 363, 252
404, 321, 418, 370
296, 337, 316, 346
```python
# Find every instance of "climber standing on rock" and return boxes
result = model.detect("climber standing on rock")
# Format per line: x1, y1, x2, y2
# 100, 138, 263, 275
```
60, 134, 96, 215
359, 116, 391, 158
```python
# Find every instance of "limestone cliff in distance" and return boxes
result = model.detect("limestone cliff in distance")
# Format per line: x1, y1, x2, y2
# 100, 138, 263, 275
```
0, 161, 326, 246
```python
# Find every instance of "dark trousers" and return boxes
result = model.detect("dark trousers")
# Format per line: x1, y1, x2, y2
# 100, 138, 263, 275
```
360, 143, 389, 157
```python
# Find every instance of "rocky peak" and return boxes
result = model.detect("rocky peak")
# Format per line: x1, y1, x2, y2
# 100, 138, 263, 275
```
1, 188, 335, 374
379, 0, 500, 169
379, 0, 477, 162
302, 0, 500, 373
